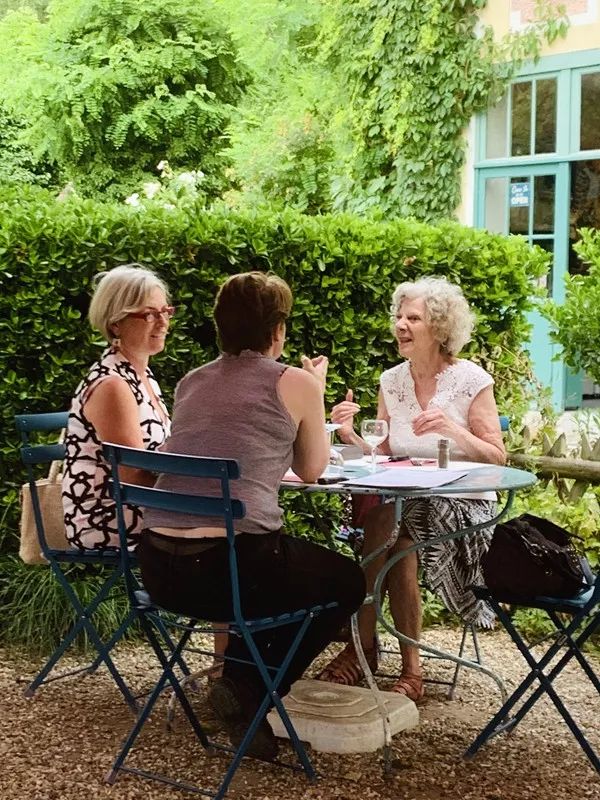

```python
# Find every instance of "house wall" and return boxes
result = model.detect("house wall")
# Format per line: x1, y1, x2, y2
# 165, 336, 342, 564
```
457, 0, 600, 225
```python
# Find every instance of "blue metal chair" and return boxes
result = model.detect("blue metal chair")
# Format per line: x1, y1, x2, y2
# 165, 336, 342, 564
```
103, 442, 337, 799
465, 575, 600, 771
15, 412, 137, 710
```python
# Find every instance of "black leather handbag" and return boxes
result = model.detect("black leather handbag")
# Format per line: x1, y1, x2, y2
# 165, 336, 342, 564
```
481, 513, 594, 599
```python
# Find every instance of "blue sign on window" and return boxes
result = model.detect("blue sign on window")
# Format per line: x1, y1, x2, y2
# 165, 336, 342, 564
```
510, 181, 530, 207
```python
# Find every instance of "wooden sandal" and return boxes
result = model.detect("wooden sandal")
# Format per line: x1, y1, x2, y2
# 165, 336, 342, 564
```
391, 671, 424, 702
316, 641, 378, 686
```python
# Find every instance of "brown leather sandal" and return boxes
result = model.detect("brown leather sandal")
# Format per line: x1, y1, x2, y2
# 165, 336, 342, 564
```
391, 671, 424, 702
316, 641, 378, 686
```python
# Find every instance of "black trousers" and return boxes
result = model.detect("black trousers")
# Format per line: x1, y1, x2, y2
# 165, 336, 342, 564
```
138, 530, 366, 700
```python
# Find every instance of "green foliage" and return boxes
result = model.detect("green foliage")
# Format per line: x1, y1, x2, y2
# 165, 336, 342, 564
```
221, 0, 342, 213
0, 189, 547, 647
544, 228, 600, 386
0, 0, 251, 199
0, 102, 55, 187
0, 556, 135, 653
320, 0, 568, 221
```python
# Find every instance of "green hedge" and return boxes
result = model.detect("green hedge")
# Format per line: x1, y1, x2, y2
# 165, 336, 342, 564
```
0, 190, 549, 555
545, 228, 600, 386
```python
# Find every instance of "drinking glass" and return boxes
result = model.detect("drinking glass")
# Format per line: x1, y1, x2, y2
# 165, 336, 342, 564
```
360, 419, 389, 471
325, 422, 344, 468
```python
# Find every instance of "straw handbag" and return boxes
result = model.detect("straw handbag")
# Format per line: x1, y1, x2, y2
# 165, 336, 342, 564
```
19, 458, 69, 564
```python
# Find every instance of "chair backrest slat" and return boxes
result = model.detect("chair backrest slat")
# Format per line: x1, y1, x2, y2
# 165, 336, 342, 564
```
105, 442, 240, 480
115, 481, 245, 520
15, 412, 69, 434
21, 443, 66, 466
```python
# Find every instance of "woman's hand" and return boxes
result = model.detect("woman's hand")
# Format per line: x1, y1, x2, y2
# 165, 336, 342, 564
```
411, 407, 457, 438
301, 354, 328, 393
331, 389, 361, 440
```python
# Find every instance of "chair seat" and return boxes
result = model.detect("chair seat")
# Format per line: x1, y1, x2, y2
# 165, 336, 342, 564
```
472, 581, 597, 613
49, 547, 134, 565
141, 597, 340, 628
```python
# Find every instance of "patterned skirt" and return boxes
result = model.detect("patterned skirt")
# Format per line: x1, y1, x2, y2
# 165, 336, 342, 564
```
399, 497, 496, 628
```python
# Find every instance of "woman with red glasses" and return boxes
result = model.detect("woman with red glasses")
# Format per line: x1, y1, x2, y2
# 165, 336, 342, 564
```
62, 264, 172, 551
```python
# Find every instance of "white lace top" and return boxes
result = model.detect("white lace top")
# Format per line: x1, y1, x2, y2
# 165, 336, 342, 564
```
380, 359, 495, 500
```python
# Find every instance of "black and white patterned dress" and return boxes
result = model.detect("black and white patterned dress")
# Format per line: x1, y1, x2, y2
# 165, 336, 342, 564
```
62, 347, 170, 551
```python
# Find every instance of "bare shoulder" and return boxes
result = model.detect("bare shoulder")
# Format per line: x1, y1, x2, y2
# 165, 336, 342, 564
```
84, 375, 137, 415
280, 365, 320, 395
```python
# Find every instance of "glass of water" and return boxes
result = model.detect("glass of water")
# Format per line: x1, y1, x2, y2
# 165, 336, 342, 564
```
360, 419, 389, 471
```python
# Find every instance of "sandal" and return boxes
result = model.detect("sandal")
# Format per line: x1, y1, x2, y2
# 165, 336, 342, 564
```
206, 662, 224, 685
316, 641, 378, 686
391, 671, 424, 702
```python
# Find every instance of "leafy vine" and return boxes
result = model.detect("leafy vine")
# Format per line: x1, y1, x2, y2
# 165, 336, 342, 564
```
322, 0, 568, 221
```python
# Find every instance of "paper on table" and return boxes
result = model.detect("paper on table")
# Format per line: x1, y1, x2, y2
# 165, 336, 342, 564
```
346, 468, 469, 489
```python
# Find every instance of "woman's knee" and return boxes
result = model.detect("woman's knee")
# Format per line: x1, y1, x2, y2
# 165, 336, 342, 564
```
334, 557, 366, 611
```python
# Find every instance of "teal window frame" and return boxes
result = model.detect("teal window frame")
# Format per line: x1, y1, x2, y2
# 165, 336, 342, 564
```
474, 48, 600, 410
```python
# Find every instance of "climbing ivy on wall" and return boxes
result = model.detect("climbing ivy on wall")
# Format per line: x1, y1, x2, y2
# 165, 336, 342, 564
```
323, 0, 568, 221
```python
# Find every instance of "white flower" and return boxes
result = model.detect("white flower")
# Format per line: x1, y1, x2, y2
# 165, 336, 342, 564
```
174, 171, 196, 187
162, 202, 176, 210
143, 181, 161, 200
157, 160, 169, 173
124, 193, 141, 207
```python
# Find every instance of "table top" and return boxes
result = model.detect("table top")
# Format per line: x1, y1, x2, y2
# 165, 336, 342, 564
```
282, 462, 537, 498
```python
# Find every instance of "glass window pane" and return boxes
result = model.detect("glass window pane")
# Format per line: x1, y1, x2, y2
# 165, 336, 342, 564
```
484, 177, 508, 234
570, 160, 600, 274
580, 72, 600, 151
533, 174, 555, 233
532, 240, 554, 294
509, 176, 530, 234
486, 93, 509, 159
511, 82, 531, 156
535, 79, 556, 154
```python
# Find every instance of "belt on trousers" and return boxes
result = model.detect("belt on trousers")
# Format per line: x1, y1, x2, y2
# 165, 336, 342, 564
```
144, 530, 225, 555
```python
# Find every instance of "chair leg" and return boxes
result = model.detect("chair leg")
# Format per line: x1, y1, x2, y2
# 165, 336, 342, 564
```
106, 616, 211, 786
465, 602, 600, 773
24, 566, 136, 710
448, 624, 481, 700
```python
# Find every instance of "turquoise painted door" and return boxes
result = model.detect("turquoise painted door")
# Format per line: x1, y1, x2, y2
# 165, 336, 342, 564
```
475, 163, 570, 409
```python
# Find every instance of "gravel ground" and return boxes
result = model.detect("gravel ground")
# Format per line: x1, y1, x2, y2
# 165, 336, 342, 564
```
1, 628, 599, 800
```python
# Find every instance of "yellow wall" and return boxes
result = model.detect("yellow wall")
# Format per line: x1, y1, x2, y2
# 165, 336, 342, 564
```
457, 1, 600, 224
481, 1, 600, 57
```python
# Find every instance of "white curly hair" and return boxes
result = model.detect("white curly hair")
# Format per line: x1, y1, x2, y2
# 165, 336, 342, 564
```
390, 276, 475, 356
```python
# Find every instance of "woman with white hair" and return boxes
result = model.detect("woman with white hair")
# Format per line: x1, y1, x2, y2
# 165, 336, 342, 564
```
62, 264, 172, 550
318, 276, 505, 700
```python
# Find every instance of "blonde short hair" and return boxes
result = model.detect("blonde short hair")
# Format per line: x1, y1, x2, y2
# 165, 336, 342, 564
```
88, 264, 170, 341
390, 276, 475, 356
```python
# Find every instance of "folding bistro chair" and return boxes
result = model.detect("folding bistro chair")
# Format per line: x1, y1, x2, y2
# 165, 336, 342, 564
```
103, 442, 337, 799
16, 412, 137, 710
464, 574, 600, 771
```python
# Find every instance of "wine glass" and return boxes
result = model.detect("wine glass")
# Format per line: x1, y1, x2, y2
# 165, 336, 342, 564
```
360, 419, 389, 471
325, 422, 344, 468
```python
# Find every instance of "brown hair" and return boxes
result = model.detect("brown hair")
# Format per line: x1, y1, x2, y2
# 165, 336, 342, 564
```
214, 271, 293, 355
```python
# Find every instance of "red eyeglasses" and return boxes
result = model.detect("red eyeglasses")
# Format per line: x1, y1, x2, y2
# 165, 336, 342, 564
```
126, 306, 177, 323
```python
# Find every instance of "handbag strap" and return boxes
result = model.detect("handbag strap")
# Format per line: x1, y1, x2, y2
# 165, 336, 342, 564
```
46, 429, 65, 482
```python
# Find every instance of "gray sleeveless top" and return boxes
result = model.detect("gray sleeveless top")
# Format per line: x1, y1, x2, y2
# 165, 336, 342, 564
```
144, 350, 297, 533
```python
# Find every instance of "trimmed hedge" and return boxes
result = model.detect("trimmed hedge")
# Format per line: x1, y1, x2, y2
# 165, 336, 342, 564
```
0, 190, 549, 553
